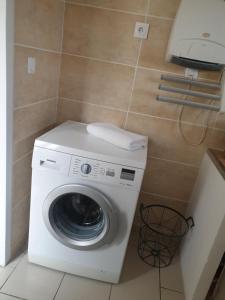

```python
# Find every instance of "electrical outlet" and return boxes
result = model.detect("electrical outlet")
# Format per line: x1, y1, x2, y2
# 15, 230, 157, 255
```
27, 57, 36, 74
185, 68, 198, 79
134, 22, 149, 39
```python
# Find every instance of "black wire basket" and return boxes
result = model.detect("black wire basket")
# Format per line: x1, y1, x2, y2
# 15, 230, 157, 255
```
138, 204, 194, 268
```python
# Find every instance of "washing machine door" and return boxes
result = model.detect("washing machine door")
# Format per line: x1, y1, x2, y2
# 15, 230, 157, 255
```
43, 184, 118, 250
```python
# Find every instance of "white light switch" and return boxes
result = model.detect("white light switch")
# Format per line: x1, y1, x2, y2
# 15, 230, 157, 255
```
27, 57, 36, 74
134, 22, 149, 39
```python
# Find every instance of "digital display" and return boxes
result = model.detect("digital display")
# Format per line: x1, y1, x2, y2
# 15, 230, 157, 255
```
120, 168, 135, 181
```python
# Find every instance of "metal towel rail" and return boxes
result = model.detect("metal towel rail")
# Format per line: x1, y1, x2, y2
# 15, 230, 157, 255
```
156, 95, 220, 111
159, 84, 222, 100
161, 74, 221, 89
157, 73, 222, 111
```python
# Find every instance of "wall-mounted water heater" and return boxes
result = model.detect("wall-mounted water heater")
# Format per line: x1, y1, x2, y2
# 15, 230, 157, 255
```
165, 0, 225, 112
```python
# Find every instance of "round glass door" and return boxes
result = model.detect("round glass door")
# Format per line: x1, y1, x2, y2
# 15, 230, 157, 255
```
51, 193, 105, 240
43, 184, 117, 250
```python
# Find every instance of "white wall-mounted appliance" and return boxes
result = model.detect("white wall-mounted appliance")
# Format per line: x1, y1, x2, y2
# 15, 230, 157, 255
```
166, 0, 225, 112
28, 121, 147, 283
166, 0, 225, 70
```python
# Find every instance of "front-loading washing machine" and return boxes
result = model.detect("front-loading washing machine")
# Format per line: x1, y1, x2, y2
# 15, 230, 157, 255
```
28, 121, 147, 283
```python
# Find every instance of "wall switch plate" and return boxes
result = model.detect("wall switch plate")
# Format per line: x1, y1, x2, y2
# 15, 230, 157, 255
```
27, 57, 36, 74
134, 22, 149, 39
185, 68, 199, 79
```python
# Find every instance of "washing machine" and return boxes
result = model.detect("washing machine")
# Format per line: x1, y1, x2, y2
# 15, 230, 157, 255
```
28, 121, 147, 283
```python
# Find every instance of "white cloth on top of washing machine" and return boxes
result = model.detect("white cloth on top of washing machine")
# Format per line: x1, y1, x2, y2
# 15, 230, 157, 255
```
86, 122, 147, 151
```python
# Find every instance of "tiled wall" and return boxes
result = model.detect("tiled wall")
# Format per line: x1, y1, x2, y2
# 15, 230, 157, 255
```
57, 0, 225, 224
12, 0, 65, 257
13, 0, 225, 256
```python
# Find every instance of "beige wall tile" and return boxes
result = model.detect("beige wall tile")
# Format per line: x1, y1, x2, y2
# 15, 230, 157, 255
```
148, 0, 180, 19
208, 128, 225, 151
63, 4, 144, 65
139, 17, 184, 73
12, 154, 32, 209
142, 158, 198, 201
15, 0, 64, 51
14, 125, 55, 162
126, 113, 210, 166
59, 54, 134, 110
199, 70, 222, 82
11, 198, 30, 258
57, 99, 126, 127
140, 192, 188, 214
215, 112, 225, 130
176, 106, 217, 127
68, 0, 148, 14
15, 46, 61, 108
130, 68, 180, 119
14, 99, 57, 142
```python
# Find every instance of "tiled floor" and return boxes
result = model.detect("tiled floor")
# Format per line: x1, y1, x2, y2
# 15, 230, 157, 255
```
0, 245, 185, 300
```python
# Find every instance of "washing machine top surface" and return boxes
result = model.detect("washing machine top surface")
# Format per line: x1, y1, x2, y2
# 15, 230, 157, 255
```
35, 121, 148, 169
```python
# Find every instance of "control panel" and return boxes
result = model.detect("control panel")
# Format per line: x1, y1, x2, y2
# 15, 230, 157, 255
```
69, 156, 143, 189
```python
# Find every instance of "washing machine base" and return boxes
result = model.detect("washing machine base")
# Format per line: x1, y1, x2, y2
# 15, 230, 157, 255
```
28, 253, 120, 284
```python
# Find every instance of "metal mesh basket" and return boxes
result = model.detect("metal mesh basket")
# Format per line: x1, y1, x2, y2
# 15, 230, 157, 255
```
138, 204, 194, 268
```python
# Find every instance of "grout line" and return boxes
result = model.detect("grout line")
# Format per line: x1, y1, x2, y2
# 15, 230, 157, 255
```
62, 51, 136, 68
13, 124, 54, 146
14, 43, 61, 55
160, 287, 184, 295
13, 150, 32, 165
123, 40, 142, 129
14, 98, 57, 111
53, 273, 66, 300
14, 121, 56, 148
65, 1, 176, 21
108, 284, 113, 300
128, 111, 225, 131
0, 292, 26, 300
62, 52, 221, 84
0, 254, 25, 294
60, 97, 127, 113
60, 2, 66, 53
56, 1, 66, 123
65, 1, 147, 17
148, 155, 200, 168
123, 0, 150, 129
12, 194, 31, 212
137, 64, 223, 82
60, 97, 225, 131
141, 191, 190, 204
159, 267, 162, 300
146, 13, 174, 21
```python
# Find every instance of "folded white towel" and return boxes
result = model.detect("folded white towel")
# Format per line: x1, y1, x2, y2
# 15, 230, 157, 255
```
87, 123, 147, 151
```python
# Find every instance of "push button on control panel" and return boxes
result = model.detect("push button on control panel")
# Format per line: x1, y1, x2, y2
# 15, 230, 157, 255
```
106, 169, 115, 177
81, 163, 92, 174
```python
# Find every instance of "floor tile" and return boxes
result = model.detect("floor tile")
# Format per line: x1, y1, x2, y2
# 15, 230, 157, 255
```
215, 269, 225, 300
161, 288, 185, 300
55, 274, 111, 300
110, 246, 160, 300
160, 257, 184, 293
1, 255, 64, 300
0, 254, 24, 289
0, 293, 23, 300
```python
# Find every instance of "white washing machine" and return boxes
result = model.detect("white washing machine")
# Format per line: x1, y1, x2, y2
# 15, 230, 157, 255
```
28, 121, 147, 283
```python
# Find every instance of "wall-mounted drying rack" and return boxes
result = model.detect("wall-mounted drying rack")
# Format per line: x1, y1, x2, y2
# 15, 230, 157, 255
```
156, 74, 223, 112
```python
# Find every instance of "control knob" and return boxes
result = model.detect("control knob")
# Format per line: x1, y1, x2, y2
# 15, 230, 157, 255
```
81, 163, 92, 174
